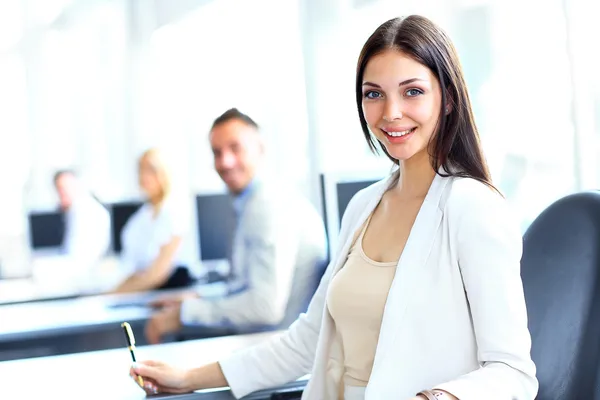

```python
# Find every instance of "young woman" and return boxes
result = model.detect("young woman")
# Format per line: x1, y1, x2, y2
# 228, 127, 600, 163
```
112, 148, 195, 293
129, 15, 537, 399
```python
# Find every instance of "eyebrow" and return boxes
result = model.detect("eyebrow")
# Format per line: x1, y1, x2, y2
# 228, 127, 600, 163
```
362, 78, 426, 88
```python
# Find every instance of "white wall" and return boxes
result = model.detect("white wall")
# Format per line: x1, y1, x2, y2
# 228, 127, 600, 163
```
0, 0, 313, 276
0, 0, 599, 277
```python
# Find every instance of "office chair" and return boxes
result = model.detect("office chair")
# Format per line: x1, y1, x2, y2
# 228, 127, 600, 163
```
521, 191, 600, 399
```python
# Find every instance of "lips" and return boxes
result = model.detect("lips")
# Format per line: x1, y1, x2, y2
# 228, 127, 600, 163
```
381, 127, 416, 137
379, 127, 417, 145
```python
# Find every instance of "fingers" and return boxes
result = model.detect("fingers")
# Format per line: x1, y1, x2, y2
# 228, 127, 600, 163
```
145, 308, 182, 344
129, 371, 182, 396
129, 362, 192, 395
129, 371, 159, 395
149, 299, 168, 309
130, 361, 165, 395
132, 361, 160, 380
141, 377, 159, 395
150, 295, 182, 308
145, 318, 162, 345
148, 300, 162, 309
139, 360, 163, 367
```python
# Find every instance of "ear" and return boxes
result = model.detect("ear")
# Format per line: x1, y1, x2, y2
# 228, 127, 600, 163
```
257, 136, 266, 154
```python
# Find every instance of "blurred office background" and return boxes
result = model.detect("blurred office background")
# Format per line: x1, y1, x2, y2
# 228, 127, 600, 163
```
0, 0, 599, 279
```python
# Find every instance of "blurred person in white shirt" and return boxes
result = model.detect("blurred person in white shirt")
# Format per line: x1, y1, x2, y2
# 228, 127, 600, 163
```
52, 169, 111, 292
111, 148, 196, 294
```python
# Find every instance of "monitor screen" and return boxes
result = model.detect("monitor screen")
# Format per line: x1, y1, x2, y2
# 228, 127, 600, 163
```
336, 180, 379, 224
28, 211, 65, 250
110, 201, 143, 253
320, 172, 383, 256
195, 194, 236, 261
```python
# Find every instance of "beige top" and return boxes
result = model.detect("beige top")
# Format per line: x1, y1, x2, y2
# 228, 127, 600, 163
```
327, 214, 397, 387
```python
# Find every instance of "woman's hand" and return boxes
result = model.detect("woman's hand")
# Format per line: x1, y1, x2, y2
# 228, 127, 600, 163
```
130, 360, 193, 394
130, 361, 228, 395
409, 390, 459, 400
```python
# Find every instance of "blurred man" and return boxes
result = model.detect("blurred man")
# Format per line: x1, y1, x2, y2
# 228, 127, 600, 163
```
145, 108, 328, 343
53, 170, 111, 291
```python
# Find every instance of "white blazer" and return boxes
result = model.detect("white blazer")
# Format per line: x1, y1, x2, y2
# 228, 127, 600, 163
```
219, 172, 538, 400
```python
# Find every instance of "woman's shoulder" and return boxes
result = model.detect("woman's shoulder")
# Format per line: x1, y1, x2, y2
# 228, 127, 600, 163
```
341, 176, 391, 223
445, 176, 504, 212
158, 196, 192, 234
354, 177, 390, 201
444, 176, 518, 233
159, 195, 190, 217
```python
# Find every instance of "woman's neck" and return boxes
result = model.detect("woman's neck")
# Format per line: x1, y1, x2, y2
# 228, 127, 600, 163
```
149, 196, 164, 217
394, 152, 436, 199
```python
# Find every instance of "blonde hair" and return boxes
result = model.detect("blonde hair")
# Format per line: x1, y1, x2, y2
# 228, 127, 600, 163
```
138, 147, 171, 204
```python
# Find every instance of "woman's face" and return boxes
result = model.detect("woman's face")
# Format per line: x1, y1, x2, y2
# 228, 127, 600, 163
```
138, 156, 162, 200
361, 49, 444, 163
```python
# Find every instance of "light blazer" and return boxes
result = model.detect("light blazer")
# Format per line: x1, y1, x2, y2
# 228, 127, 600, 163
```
181, 180, 328, 327
219, 172, 538, 399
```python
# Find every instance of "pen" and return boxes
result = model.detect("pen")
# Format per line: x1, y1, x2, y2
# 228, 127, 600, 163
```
121, 322, 144, 387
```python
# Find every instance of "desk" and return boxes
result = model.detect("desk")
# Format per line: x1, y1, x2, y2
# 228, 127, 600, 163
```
0, 331, 308, 400
0, 278, 81, 306
0, 254, 120, 306
0, 258, 228, 306
0, 295, 150, 361
0, 284, 233, 361
0, 288, 203, 361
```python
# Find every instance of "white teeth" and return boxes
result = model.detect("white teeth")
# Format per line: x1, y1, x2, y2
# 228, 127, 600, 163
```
386, 128, 413, 137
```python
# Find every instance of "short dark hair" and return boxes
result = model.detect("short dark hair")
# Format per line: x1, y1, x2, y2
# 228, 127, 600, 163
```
53, 169, 76, 184
211, 108, 259, 130
356, 15, 495, 190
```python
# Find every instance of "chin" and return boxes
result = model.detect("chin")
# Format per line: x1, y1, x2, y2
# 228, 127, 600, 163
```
384, 150, 414, 162
226, 181, 243, 194
384, 145, 427, 164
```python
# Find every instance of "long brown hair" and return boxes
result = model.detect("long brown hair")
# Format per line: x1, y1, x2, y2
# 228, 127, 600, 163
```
356, 15, 496, 190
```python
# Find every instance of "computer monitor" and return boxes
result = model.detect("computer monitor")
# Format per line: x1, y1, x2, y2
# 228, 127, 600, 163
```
195, 193, 236, 261
28, 211, 65, 250
320, 172, 384, 256
109, 201, 143, 253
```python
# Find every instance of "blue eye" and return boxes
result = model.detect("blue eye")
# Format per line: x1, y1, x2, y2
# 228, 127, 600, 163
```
364, 91, 382, 100
406, 88, 423, 97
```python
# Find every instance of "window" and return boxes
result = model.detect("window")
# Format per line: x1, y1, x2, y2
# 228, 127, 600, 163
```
0, 0, 23, 52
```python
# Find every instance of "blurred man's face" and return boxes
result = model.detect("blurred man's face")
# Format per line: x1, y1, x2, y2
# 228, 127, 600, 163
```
210, 119, 263, 195
55, 173, 77, 210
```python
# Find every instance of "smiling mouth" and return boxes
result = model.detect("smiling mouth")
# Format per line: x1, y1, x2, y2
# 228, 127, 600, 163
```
382, 127, 416, 137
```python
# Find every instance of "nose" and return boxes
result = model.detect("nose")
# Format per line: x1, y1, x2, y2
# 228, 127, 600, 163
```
218, 150, 236, 170
382, 96, 403, 122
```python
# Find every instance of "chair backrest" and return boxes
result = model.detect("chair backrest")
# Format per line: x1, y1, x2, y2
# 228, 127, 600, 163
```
279, 256, 329, 329
521, 191, 600, 399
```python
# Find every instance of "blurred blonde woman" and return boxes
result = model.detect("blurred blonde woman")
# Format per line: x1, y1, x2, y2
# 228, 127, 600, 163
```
113, 148, 195, 293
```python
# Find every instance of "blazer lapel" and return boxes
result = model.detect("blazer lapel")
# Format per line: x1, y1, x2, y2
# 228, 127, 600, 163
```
329, 180, 392, 278
368, 173, 450, 392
